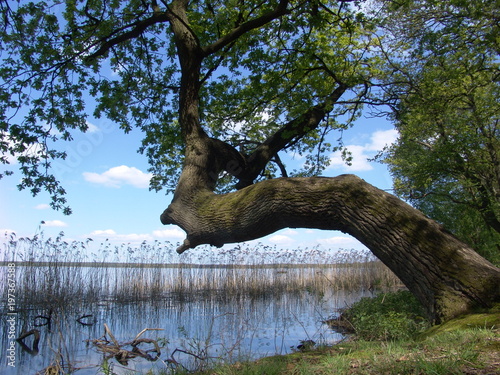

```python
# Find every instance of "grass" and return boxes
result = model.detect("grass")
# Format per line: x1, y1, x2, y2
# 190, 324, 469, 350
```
337, 291, 430, 341
190, 297, 500, 375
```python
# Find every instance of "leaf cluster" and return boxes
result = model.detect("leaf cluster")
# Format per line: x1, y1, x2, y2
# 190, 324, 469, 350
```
199, 2, 382, 183
375, 0, 500, 261
1, 0, 385, 206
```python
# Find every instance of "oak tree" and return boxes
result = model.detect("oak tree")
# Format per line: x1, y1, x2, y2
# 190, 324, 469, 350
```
1, 0, 498, 323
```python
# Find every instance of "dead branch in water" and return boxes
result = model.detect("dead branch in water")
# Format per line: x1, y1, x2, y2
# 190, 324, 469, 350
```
89, 325, 164, 365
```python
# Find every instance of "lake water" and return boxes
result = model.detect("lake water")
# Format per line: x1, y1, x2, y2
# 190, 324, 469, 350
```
0, 264, 378, 374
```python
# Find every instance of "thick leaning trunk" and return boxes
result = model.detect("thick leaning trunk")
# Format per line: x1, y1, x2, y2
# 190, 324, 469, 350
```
161, 174, 500, 323
161, 0, 499, 324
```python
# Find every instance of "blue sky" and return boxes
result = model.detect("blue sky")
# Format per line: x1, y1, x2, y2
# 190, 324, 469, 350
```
0, 113, 397, 257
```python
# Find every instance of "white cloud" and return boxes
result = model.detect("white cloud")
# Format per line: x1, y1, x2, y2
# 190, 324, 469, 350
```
86, 121, 100, 133
152, 227, 186, 239
42, 220, 68, 227
366, 129, 399, 151
89, 229, 154, 243
90, 229, 117, 236
34, 204, 50, 210
88, 227, 186, 244
263, 229, 299, 245
268, 234, 296, 245
316, 236, 365, 249
329, 145, 373, 172
83, 165, 152, 188
327, 129, 398, 172
115, 233, 153, 242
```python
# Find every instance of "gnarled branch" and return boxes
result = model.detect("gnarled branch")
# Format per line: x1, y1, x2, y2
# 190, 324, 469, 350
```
161, 174, 500, 323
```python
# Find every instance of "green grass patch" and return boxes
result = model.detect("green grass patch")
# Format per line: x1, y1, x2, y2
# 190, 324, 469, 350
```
192, 294, 500, 375
202, 325, 498, 375
340, 290, 430, 341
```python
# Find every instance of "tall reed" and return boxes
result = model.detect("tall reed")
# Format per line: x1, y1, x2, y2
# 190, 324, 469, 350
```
1, 231, 402, 311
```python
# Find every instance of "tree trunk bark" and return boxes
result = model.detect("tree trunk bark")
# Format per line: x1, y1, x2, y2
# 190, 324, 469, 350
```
161, 173, 500, 323
160, 0, 499, 324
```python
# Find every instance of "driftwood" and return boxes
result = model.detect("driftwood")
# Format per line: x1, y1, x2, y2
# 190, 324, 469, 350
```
89, 324, 163, 365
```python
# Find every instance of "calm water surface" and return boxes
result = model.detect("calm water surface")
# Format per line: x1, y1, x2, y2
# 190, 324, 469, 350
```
1, 266, 372, 374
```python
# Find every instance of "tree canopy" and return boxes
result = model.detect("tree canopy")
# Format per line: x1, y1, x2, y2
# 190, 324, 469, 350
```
376, 0, 500, 262
0, 0, 382, 209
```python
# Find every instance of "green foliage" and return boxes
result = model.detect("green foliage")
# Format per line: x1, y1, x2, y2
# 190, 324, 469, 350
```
0, 0, 380, 208
384, 58, 500, 262
375, 0, 500, 262
343, 291, 429, 341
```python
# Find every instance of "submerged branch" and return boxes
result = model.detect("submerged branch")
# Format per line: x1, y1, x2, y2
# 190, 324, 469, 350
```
91, 325, 164, 365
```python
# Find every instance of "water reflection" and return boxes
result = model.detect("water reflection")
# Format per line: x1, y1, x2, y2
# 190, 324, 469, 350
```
1, 288, 370, 374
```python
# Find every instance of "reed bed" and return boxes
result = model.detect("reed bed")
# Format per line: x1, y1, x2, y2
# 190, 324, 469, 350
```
1, 231, 402, 310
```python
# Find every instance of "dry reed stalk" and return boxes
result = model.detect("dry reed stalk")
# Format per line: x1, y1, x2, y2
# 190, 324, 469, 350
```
2, 232, 402, 307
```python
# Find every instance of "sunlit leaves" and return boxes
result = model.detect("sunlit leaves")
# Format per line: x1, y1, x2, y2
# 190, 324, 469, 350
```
378, 0, 500, 260
1, 0, 382, 209
1, 0, 177, 211
201, 1, 378, 179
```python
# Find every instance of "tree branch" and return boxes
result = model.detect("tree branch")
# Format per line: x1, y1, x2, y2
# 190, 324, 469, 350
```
161, 174, 500, 323
235, 82, 348, 188
201, 0, 289, 57
85, 12, 171, 61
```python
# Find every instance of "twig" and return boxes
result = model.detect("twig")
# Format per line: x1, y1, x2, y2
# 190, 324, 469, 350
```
104, 323, 120, 347
171, 347, 207, 361
133, 327, 164, 342
91, 325, 164, 364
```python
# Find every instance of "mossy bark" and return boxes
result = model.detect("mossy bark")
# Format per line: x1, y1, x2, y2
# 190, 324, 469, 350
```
161, 0, 500, 324
161, 171, 500, 323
